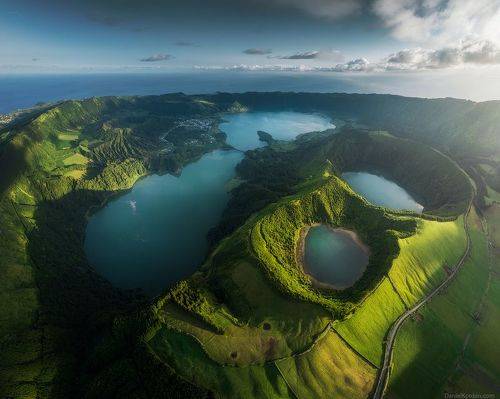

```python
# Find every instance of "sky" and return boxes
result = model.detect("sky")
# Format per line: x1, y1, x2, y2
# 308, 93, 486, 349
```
1, 0, 500, 99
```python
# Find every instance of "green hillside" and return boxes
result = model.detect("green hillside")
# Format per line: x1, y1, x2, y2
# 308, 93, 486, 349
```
1, 92, 496, 398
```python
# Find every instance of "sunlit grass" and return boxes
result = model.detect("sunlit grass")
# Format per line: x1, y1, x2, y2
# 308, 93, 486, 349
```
63, 153, 88, 166
275, 329, 377, 399
333, 278, 406, 367
388, 210, 490, 398
389, 217, 466, 307
148, 327, 292, 399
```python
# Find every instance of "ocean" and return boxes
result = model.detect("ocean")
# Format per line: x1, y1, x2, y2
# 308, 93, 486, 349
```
0, 71, 370, 115
1, 70, 496, 116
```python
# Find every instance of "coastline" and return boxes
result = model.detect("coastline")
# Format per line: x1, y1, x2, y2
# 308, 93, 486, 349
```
296, 223, 370, 291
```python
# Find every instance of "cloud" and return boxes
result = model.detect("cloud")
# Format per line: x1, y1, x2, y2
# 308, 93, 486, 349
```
280, 51, 320, 59
278, 50, 344, 61
266, 0, 362, 20
329, 58, 372, 72
373, 0, 500, 46
140, 54, 173, 62
384, 39, 500, 70
197, 39, 500, 72
195, 64, 313, 72
195, 60, 373, 72
243, 48, 273, 55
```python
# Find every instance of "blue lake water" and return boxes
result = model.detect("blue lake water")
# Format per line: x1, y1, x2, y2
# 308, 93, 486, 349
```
84, 150, 243, 294
303, 225, 369, 289
220, 111, 334, 151
342, 172, 424, 213
85, 111, 331, 294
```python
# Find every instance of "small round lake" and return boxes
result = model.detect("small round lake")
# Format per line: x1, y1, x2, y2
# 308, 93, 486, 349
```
220, 111, 334, 151
302, 225, 369, 289
342, 172, 424, 213
85, 111, 333, 295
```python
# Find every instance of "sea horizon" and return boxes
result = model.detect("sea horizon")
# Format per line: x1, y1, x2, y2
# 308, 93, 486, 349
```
2, 70, 498, 115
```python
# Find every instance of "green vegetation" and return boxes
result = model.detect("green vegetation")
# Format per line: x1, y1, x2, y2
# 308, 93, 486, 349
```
63, 152, 89, 165
0, 92, 495, 398
387, 208, 493, 398
388, 218, 466, 307
204, 92, 500, 159
446, 203, 500, 392
159, 260, 330, 366
143, 123, 474, 396
211, 130, 472, 245
333, 278, 406, 366
57, 133, 79, 141
0, 94, 229, 398
148, 327, 292, 399
275, 329, 377, 398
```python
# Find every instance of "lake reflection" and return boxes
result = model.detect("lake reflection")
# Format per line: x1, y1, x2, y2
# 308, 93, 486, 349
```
343, 172, 423, 213
303, 225, 369, 289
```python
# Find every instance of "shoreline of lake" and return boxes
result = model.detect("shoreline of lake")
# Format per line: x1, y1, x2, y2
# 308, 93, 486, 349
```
85, 111, 334, 294
296, 223, 370, 290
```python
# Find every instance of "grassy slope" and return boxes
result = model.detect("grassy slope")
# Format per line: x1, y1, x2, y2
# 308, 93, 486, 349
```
148, 327, 292, 399
333, 278, 405, 367
388, 217, 467, 307
387, 208, 491, 398
275, 329, 377, 399
160, 260, 331, 366
448, 203, 500, 393
333, 217, 466, 368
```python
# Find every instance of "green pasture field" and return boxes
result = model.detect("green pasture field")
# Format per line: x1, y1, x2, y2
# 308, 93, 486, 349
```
275, 328, 377, 399
389, 217, 467, 307
161, 260, 330, 366
387, 209, 491, 398
333, 277, 405, 367
148, 327, 292, 399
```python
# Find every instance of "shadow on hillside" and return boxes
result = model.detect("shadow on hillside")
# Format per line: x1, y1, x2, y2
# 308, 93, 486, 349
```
26, 187, 144, 396
0, 140, 29, 198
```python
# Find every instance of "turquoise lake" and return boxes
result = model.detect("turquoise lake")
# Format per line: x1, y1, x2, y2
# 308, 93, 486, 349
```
220, 111, 334, 151
342, 172, 424, 213
303, 225, 369, 289
84, 150, 242, 294
85, 111, 333, 294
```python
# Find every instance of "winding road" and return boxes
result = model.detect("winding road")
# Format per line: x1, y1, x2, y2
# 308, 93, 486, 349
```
372, 201, 473, 399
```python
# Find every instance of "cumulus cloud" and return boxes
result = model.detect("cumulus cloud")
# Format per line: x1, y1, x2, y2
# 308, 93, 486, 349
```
384, 39, 500, 70
243, 48, 273, 55
266, 0, 362, 20
278, 50, 345, 61
373, 0, 500, 46
140, 53, 173, 62
329, 58, 372, 72
280, 51, 320, 59
197, 39, 500, 72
